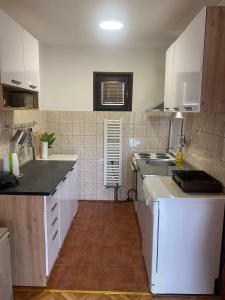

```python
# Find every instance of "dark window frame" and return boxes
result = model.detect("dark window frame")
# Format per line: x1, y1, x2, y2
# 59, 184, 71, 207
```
93, 72, 133, 111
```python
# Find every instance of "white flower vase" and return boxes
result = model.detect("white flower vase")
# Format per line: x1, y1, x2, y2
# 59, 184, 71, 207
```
41, 142, 48, 159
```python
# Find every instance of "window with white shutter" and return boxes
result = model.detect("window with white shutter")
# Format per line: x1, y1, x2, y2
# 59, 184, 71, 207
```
94, 72, 133, 111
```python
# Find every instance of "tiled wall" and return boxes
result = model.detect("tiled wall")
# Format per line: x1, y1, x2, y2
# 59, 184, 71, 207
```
0, 110, 48, 159
183, 112, 225, 187
47, 111, 173, 200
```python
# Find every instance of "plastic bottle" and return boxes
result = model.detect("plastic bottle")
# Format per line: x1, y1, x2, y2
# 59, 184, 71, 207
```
176, 147, 184, 167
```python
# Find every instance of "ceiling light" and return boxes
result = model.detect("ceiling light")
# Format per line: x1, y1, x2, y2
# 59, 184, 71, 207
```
99, 21, 123, 30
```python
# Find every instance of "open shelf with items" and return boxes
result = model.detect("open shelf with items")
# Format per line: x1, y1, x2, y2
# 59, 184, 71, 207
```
0, 84, 39, 110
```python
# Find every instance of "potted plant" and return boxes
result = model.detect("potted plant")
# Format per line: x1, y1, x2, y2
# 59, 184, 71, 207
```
40, 132, 56, 159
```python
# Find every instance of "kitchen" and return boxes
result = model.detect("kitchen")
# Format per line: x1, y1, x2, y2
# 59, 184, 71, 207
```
0, 0, 225, 300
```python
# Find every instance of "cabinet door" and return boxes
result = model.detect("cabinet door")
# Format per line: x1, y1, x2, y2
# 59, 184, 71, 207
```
0, 9, 25, 88
68, 164, 79, 226
23, 30, 40, 91
164, 43, 175, 110
58, 177, 69, 247
44, 188, 60, 276
173, 8, 206, 112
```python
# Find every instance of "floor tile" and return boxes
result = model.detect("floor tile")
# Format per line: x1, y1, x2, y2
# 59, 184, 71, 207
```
47, 201, 148, 292
100, 266, 136, 291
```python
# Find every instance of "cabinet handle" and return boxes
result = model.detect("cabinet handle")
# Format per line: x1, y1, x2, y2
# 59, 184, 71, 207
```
11, 79, 22, 85
51, 203, 58, 212
62, 176, 67, 182
173, 107, 179, 111
51, 217, 58, 227
51, 188, 57, 196
29, 84, 37, 89
52, 230, 58, 241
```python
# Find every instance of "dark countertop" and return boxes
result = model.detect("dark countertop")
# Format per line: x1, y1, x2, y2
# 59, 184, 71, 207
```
0, 160, 77, 196
136, 159, 194, 177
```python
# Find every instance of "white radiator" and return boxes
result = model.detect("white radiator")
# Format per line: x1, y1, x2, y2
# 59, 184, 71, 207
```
104, 119, 123, 187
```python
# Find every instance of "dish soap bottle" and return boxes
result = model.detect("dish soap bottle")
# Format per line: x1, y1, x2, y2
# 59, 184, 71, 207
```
176, 147, 184, 167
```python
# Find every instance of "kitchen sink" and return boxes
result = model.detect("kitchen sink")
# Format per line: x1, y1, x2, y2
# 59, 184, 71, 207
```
145, 159, 176, 167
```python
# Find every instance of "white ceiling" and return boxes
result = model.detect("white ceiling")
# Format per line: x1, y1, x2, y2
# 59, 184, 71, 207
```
0, 0, 221, 49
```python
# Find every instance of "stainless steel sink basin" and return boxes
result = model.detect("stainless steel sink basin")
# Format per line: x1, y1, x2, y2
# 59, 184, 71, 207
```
145, 159, 176, 167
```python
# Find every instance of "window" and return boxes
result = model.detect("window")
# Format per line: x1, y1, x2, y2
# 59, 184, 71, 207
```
93, 72, 133, 111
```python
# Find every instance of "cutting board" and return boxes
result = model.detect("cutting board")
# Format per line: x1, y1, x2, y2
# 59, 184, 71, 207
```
34, 133, 41, 159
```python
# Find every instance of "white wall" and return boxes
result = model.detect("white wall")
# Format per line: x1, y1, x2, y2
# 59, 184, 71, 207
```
39, 45, 165, 111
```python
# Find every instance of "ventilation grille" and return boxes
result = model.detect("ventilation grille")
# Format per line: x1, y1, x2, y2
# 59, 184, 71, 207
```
101, 81, 125, 105
104, 119, 123, 186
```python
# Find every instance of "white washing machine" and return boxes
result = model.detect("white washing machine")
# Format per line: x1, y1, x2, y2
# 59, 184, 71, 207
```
142, 176, 225, 294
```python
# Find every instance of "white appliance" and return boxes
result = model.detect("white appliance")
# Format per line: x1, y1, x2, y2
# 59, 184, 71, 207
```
0, 228, 13, 300
141, 176, 225, 294
133, 152, 175, 161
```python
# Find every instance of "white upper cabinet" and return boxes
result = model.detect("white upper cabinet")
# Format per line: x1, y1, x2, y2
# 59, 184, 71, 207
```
0, 8, 40, 91
0, 9, 25, 88
173, 7, 206, 112
164, 43, 175, 111
23, 30, 40, 91
164, 7, 206, 112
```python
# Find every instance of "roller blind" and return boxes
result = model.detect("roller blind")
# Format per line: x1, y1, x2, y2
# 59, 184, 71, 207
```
101, 81, 125, 105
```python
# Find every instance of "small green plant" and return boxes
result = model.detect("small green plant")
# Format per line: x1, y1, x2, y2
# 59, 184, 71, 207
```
40, 132, 56, 148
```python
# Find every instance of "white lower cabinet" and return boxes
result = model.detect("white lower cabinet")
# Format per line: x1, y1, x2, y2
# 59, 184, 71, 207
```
44, 187, 60, 276
44, 162, 79, 276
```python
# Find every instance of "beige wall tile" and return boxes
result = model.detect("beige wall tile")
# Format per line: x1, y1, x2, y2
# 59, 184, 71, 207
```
123, 112, 134, 124
221, 161, 225, 186
85, 147, 97, 160
146, 125, 159, 136
146, 136, 158, 148
61, 135, 73, 148
97, 112, 109, 124
59, 112, 73, 123
72, 112, 84, 124
97, 135, 104, 148
48, 123, 60, 135
223, 138, 225, 161
85, 160, 97, 172
210, 158, 222, 181
96, 148, 103, 160
133, 137, 146, 150
85, 124, 97, 135
84, 112, 96, 123
214, 113, 225, 136
158, 136, 169, 150
85, 172, 97, 183
73, 124, 85, 136
123, 125, 133, 137
159, 124, 170, 137
133, 125, 146, 137
212, 135, 224, 159
48, 111, 60, 124
60, 123, 72, 136
109, 112, 123, 120
85, 135, 97, 147
146, 112, 160, 124
97, 124, 104, 136
73, 147, 85, 160
134, 112, 146, 124
73, 136, 85, 147
123, 137, 134, 148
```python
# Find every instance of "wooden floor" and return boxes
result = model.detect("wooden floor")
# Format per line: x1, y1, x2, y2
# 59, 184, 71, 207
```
13, 289, 151, 300
47, 201, 148, 291
13, 289, 223, 300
